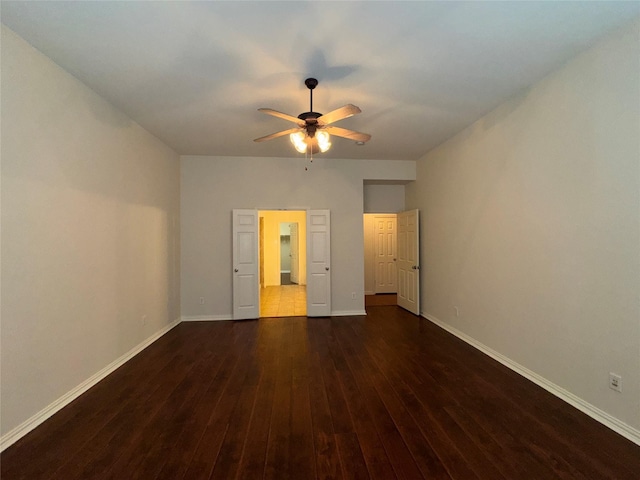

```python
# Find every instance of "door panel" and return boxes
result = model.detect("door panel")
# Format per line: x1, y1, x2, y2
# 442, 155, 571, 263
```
397, 209, 420, 315
307, 210, 331, 316
237, 274, 257, 308
374, 215, 397, 293
309, 273, 328, 306
233, 209, 259, 319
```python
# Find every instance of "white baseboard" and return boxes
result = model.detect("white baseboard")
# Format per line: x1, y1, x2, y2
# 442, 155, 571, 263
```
422, 312, 640, 446
182, 313, 371, 320
0, 318, 182, 452
183, 312, 369, 321
331, 310, 367, 317
181, 314, 233, 322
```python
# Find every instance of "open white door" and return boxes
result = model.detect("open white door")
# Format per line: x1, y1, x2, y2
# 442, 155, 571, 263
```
307, 210, 331, 316
232, 209, 260, 319
290, 223, 299, 284
397, 209, 420, 315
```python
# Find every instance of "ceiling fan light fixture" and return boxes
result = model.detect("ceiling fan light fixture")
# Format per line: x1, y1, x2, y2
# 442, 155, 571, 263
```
316, 131, 331, 153
290, 131, 307, 153
290, 131, 332, 154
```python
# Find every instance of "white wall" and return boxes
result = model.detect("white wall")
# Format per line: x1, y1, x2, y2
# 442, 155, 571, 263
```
363, 184, 406, 213
1, 27, 181, 439
181, 156, 415, 318
406, 19, 640, 435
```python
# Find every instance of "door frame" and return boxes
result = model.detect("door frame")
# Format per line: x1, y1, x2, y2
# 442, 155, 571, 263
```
233, 208, 331, 318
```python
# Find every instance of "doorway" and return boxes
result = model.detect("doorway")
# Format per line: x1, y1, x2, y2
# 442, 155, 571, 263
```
363, 213, 398, 306
258, 210, 307, 317
233, 209, 331, 319
363, 209, 420, 314
279, 222, 300, 285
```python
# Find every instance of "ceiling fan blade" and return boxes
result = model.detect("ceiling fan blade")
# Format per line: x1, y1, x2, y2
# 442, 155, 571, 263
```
317, 104, 362, 125
258, 108, 303, 125
324, 126, 371, 143
254, 127, 301, 143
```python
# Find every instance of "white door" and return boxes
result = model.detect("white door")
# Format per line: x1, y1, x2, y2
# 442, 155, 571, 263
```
307, 210, 331, 316
397, 209, 420, 315
232, 209, 260, 319
290, 222, 299, 284
374, 215, 397, 293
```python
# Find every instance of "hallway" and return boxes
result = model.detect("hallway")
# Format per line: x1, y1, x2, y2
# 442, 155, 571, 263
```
260, 285, 306, 317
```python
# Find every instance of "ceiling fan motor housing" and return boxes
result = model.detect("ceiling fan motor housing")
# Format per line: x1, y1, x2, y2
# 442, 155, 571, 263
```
298, 111, 321, 137
298, 112, 322, 121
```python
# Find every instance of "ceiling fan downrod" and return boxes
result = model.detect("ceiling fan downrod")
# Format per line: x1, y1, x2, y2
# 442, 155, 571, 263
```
305, 77, 318, 112
297, 78, 321, 138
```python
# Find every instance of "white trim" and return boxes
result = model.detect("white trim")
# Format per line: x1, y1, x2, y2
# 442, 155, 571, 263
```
330, 310, 368, 317
181, 314, 233, 322
422, 312, 640, 446
185, 312, 370, 320
0, 318, 182, 452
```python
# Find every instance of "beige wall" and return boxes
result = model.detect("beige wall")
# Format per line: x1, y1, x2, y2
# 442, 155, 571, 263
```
406, 19, 640, 435
259, 210, 306, 286
1, 27, 181, 439
363, 184, 406, 213
181, 156, 416, 318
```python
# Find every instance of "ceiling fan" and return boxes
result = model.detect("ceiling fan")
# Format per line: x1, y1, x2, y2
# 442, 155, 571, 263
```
254, 78, 371, 154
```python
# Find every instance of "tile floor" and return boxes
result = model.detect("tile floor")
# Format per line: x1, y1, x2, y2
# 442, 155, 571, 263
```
260, 284, 307, 317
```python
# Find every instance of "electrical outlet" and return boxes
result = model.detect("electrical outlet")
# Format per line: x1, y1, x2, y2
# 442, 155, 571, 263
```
454, 306, 459, 317
199, 297, 205, 305
351, 292, 356, 299
609, 373, 622, 393
141, 315, 147, 325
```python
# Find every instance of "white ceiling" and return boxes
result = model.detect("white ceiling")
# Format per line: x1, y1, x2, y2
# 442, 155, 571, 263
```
2, 1, 638, 161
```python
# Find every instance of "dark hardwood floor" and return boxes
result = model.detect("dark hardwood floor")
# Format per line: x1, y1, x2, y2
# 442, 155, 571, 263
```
2, 306, 639, 479
365, 293, 397, 306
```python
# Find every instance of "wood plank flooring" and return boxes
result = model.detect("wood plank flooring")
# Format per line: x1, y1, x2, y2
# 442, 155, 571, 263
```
365, 293, 397, 306
2, 306, 639, 479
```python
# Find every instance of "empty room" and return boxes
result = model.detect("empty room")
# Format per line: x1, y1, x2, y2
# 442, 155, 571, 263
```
1, 2, 639, 479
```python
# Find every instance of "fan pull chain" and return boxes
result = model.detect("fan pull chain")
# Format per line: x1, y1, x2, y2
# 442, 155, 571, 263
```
305, 150, 314, 170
